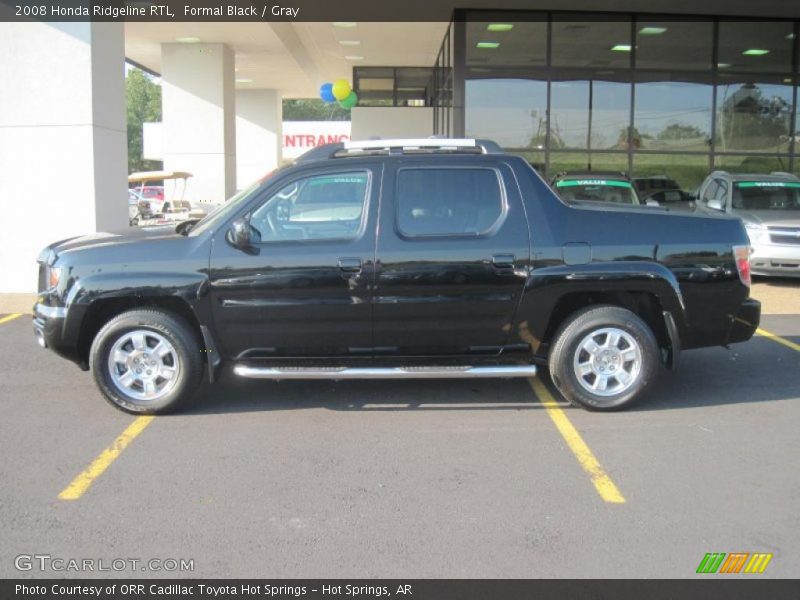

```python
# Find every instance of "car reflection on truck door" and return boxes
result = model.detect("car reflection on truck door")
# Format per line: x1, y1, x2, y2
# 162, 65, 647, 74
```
373, 158, 530, 357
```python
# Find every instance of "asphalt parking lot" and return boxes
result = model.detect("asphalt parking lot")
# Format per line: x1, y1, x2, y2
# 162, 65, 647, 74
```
1, 287, 799, 579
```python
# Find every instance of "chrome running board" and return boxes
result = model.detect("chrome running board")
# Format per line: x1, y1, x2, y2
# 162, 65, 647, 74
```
233, 364, 537, 380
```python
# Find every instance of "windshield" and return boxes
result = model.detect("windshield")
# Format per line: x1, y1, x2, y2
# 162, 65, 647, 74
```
187, 178, 266, 237
732, 182, 800, 211
555, 179, 640, 205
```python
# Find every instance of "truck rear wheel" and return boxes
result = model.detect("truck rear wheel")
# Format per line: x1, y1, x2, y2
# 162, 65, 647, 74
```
548, 305, 659, 411
90, 309, 203, 414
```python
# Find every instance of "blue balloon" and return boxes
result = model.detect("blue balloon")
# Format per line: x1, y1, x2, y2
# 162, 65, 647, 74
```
319, 83, 335, 103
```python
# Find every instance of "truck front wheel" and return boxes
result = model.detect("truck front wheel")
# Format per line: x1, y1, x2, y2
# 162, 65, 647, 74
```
548, 305, 659, 411
90, 309, 203, 414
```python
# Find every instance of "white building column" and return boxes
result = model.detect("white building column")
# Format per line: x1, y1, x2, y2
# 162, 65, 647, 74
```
0, 22, 127, 294
235, 89, 283, 189
161, 43, 236, 204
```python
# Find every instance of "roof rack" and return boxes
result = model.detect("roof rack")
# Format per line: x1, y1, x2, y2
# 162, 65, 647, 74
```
344, 138, 479, 152
293, 138, 504, 164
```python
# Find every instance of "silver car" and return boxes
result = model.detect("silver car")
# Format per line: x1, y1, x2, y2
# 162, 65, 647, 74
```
697, 171, 800, 278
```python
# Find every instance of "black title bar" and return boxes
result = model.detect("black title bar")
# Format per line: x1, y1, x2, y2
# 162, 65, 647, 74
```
3, 579, 800, 600
2, 0, 799, 22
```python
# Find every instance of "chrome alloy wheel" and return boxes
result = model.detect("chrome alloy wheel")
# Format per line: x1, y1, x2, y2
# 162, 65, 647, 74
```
572, 327, 642, 397
107, 330, 180, 403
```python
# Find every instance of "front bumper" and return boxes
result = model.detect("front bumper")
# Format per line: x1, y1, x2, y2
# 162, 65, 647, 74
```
32, 303, 66, 349
32, 303, 85, 368
750, 242, 800, 277
727, 298, 761, 345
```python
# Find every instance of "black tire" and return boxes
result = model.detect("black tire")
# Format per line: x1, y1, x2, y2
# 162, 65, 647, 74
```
90, 309, 203, 414
548, 305, 660, 411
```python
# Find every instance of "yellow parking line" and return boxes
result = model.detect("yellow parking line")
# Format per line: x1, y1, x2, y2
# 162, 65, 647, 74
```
58, 416, 154, 500
757, 327, 800, 353
529, 378, 626, 504
0, 313, 22, 325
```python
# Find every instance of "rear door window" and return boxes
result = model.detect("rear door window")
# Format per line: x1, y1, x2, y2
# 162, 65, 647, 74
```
395, 168, 505, 237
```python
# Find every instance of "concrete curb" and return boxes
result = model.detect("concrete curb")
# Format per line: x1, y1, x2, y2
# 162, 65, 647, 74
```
0, 293, 36, 315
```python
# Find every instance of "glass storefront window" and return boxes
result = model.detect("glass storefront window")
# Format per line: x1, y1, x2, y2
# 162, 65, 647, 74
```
465, 78, 547, 151
548, 152, 628, 179
454, 12, 798, 182
632, 153, 711, 190
635, 19, 713, 71
718, 21, 794, 74
591, 81, 632, 150
550, 81, 589, 149
634, 78, 713, 152
550, 76, 630, 150
552, 17, 632, 69
465, 19, 547, 67
715, 80, 794, 153
714, 155, 792, 174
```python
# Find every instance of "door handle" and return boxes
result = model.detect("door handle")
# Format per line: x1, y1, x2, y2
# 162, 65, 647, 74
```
338, 257, 362, 272
491, 254, 515, 269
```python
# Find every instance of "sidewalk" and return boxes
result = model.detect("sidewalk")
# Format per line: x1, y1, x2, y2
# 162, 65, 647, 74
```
0, 294, 36, 314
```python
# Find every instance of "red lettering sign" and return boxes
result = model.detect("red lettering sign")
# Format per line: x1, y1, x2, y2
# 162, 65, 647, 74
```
282, 133, 351, 148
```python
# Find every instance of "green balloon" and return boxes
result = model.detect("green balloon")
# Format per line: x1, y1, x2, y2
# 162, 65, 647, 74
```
339, 91, 358, 109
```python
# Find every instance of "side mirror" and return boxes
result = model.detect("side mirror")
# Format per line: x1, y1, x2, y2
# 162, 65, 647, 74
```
229, 218, 251, 248
645, 198, 660, 207
706, 198, 724, 211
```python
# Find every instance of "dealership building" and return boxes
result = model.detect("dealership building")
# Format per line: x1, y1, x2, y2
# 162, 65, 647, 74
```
0, 0, 798, 293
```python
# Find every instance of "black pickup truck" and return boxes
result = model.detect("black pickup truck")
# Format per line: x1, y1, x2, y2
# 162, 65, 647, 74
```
33, 139, 760, 413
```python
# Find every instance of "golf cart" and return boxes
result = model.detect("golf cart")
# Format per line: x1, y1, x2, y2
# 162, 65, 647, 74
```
127, 170, 207, 225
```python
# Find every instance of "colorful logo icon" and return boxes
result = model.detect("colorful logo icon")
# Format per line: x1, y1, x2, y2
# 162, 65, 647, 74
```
696, 552, 773, 574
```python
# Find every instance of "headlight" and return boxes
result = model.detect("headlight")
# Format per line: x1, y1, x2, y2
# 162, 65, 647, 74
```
47, 266, 62, 289
744, 222, 768, 242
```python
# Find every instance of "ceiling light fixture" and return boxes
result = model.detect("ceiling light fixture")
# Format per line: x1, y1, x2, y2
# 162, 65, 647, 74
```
236, 78, 253, 83
487, 23, 514, 32
717, 62, 732, 68
338, 40, 361, 46
175, 36, 200, 43
344, 55, 364, 60
742, 48, 769, 56
638, 26, 667, 35
476, 42, 500, 49
610, 44, 632, 52
332, 22, 357, 28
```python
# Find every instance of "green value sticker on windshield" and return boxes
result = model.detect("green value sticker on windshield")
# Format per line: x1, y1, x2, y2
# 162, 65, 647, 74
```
556, 179, 632, 188
736, 181, 800, 188
309, 174, 367, 187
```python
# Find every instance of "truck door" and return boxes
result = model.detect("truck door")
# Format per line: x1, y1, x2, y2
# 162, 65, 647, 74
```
208, 164, 380, 360
373, 157, 530, 357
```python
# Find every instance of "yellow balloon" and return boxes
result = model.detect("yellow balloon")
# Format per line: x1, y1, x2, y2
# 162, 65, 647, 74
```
332, 79, 351, 101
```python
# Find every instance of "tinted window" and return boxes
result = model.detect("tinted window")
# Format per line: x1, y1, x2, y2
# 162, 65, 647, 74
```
396, 168, 504, 237
732, 182, 800, 210
555, 179, 639, 205
635, 19, 713, 71
250, 171, 369, 242
701, 181, 719, 202
714, 180, 729, 202
715, 81, 793, 153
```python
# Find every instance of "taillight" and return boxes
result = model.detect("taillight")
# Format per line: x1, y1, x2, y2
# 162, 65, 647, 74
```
733, 245, 751, 287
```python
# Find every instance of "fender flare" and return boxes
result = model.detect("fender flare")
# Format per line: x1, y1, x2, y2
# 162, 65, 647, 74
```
519, 261, 688, 361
